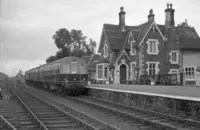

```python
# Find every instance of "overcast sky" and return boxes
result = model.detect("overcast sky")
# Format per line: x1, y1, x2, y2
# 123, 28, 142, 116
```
0, 0, 200, 76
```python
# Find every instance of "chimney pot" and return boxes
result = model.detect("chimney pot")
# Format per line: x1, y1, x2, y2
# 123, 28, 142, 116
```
148, 8, 154, 22
150, 8, 153, 14
120, 7, 124, 12
165, 3, 175, 28
119, 7, 126, 31
170, 3, 172, 8
167, 3, 169, 8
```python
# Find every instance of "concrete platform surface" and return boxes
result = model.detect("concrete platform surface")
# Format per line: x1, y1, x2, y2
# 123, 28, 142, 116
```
88, 84, 200, 101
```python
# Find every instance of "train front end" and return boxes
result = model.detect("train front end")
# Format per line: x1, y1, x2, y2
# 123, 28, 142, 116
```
61, 58, 88, 96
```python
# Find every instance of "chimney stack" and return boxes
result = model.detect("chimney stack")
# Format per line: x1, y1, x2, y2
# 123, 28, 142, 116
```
165, 3, 175, 28
148, 9, 155, 22
119, 7, 126, 31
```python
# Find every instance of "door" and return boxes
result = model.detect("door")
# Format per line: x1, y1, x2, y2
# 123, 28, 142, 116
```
120, 64, 126, 84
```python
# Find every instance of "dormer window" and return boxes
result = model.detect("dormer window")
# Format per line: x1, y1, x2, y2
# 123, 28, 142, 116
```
169, 51, 179, 64
130, 40, 136, 55
146, 39, 159, 55
104, 44, 108, 57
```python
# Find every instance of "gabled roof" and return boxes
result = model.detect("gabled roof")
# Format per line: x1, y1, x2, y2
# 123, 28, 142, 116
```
82, 55, 92, 65
99, 22, 153, 52
111, 49, 130, 66
179, 38, 200, 50
103, 24, 133, 50
175, 26, 200, 50
175, 26, 199, 39
86, 54, 101, 71
123, 30, 141, 49
138, 21, 166, 47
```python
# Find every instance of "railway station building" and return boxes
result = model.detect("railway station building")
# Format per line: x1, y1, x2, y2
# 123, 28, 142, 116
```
95, 4, 200, 85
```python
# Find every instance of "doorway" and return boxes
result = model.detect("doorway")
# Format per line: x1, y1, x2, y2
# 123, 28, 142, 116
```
120, 64, 126, 84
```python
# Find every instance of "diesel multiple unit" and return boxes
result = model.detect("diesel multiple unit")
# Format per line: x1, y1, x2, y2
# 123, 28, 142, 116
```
25, 57, 88, 96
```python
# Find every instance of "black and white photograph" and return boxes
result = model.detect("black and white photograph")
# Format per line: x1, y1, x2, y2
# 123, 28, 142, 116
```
0, 0, 200, 129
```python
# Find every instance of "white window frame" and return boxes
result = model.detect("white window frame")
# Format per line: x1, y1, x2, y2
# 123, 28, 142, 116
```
184, 66, 196, 81
169, 51, 179, 64
130, 40, 136, 56
104, 44, 108, 58
96, 63, 109, 80
168, 69, 179, 74
146, 39, 159, 55
130, 62, 136, 79
146, 61, 160, 75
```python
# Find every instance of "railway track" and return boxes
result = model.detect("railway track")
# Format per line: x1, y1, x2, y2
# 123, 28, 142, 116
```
73, 96, 200, 130
28, 85, 200, 130
11, 85, 121, 130
23, 87, 158, 130
0, 113, 17, 130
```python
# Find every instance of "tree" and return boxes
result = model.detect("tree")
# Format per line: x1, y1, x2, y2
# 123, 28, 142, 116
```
46, 55, 57, 63
87, 39, 97, 55
46, 28, 97, 63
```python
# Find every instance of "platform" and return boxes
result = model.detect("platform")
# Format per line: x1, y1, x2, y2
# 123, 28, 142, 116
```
87, 84, 200, 101
87, 84, 200, 120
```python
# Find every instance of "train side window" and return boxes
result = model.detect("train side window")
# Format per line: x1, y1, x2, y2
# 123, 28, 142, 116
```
71, 62, 78, 74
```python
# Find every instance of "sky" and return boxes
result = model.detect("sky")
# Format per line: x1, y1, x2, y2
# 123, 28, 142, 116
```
0, 0, 200, 77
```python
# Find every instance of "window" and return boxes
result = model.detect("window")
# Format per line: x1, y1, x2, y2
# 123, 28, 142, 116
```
97, 65, 103, 79
184, 67, 195, 80
130, 62, 136, 79
169, 69, 179, 74
146, 62, 159, 75
146, 39, 159, 55
104, 44, 108, 57
149, 63, 156, 75
169, 51, 179, 64
96, 63, 109, 80
130, 40, 136, 55
71, 62, 78, 74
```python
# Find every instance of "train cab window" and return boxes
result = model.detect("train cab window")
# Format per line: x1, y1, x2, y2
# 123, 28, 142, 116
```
71, 62, 78, 74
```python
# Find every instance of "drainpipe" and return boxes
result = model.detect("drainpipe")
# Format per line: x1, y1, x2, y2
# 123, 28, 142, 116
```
136, 46, 140, 84
176, 35, 184, 86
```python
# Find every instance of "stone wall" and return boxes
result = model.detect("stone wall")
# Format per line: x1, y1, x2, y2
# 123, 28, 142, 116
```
88, 88, 200, 121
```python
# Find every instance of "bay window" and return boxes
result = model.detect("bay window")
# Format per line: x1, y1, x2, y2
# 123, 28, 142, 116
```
96, 63, 109, 80
184, 67, 195, 80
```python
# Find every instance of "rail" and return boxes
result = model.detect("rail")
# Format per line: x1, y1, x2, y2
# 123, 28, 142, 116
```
0, 114, 17, 130
21, 88, 107, 130
9, 86, 48, 130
